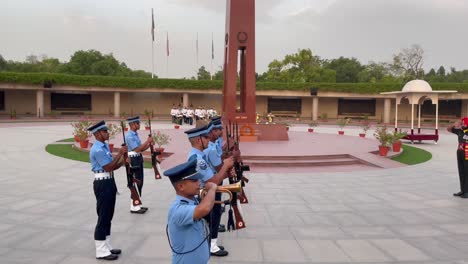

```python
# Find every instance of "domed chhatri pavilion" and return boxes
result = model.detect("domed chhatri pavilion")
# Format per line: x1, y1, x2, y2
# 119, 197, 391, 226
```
381, 80, 457, 143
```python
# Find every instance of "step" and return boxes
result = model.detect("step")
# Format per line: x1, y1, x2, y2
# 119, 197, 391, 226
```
242, 154, 351, 161
247, 159, 362, 167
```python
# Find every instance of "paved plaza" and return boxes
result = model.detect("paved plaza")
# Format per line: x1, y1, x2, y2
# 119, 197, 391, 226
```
1, 122, 468, 264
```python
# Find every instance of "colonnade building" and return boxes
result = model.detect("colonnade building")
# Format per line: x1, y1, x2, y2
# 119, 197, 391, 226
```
0, 73, 466, 123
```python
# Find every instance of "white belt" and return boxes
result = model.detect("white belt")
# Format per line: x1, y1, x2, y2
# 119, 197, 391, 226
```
128, 151, 141, 157
94, 172, 112, 180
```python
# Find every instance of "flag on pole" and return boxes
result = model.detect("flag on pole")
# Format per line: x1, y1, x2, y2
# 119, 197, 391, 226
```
166, 32, 170, 56
151, 8, 155, 42
211, 33, 214, 60
196, 32, 199, 65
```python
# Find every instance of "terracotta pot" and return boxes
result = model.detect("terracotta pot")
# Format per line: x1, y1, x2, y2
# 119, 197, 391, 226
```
74, 135, 80, 142
174, 125, 180, 129
338, 131, 344, 135
109, 143, 114, 152
308, 128, 314, 133
392, 141, 402, 152
145, 127, 150, 130
79, 140, 89, 149
359, 133, 366, 138
124, 128, 129, 132
378, 145, 389, 156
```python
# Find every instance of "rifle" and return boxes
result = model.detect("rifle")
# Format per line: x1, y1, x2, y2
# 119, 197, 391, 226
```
121, 121, 142, 207
233, 122, 249, 204
224, 123, 246, 230
148, 118, 162, 180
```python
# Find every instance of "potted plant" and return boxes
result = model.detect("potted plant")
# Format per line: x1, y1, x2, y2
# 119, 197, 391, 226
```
153, 130, 171, 156
360, 116, 371, 138
71, 120, 92, 145
373, 126, 391, 156
10, 108, 16, 120
336, 118, 350, 135
308, 120, 318, 132
391, 130, 407, 152
107, 122, 122, 152
74, 120, 92, 149
320, 113, 328, 122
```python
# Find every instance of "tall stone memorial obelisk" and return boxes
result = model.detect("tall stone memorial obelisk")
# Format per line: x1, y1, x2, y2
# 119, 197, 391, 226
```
222, 0, 256, 124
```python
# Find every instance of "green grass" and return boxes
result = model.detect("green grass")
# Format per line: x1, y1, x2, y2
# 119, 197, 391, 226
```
391, 144, 432, 165
45, 144, 152, 168
56, 138, 75, 142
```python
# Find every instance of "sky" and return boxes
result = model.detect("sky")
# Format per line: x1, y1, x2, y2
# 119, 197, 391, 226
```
1, 0, 468, 78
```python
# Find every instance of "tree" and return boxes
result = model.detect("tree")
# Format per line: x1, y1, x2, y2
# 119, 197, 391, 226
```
213, 68, 224, 80
437, 66, 446, 76
66, 50, 105, 75
358, 62, 393, 83
0, 55, 6, 71
263, 49, 336, 83
25, 54, 40, 64
197, 66, 211, 80
391, 44, 424, 80
325, 57, 363, 83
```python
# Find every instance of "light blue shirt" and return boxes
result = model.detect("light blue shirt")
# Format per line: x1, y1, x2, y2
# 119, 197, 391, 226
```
125, 130, 141, 151
168, 195, 209, 264
203, 141, 222, 173
89, 140, 112, 172
187, 148, 214, 185
215, 137, 223, 155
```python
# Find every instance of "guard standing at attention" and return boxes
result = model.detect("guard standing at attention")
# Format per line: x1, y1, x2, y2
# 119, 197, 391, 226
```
125, 116, 154, 213
204, 118, 228, 255
165, 158, 218, 264
448, 117, 468, 198
88, 121, 127, 260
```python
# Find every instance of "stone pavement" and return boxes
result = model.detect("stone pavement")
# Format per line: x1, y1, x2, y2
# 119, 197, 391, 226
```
1, 123, 468, 264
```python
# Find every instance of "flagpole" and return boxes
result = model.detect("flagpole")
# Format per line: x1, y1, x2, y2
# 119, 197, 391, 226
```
166, 31, 169, 78
211, 32, 213, 80
151, 8, 155, 79
152, 39, 154, 79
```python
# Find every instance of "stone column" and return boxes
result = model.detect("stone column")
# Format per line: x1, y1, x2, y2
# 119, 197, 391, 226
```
312, 97, 319, 121
114, 92, 120, 118
183, 93, 189, 108
383, 98, 391, 124
36, 90, 44, 118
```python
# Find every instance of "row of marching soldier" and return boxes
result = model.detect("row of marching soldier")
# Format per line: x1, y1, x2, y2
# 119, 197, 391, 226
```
170, 105, 218, 125
87, 115, 248, 263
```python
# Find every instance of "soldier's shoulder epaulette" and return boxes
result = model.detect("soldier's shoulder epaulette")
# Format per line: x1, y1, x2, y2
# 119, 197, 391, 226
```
179, 200, 189, 205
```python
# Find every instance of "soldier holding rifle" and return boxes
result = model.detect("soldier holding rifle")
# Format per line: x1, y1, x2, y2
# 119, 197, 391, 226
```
164, 158, 217, 264
448, 117, 468, 198
88, 121, 127, 260
204, 117, 230, 254
125, 116, 154, 213
185, 124, 234, 257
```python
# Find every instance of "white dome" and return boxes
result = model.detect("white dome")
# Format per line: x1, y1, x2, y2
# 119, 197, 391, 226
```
402, 80, 433, 92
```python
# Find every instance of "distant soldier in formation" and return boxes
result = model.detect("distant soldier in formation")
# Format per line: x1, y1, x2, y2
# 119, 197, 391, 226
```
186, 106, 195, 125
170, 105, 178, 124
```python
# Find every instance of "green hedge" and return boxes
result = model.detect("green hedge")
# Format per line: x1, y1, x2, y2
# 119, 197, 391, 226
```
2, 72, 468, 94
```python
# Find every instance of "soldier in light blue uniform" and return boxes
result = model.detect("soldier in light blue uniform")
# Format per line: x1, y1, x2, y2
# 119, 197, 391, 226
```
88, 121, 128, 261
185, 124, 234, 258
203, 118, 229, 256
125, 116, 154, 214
165, 158, 218, 264
211, 116, 224, 155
